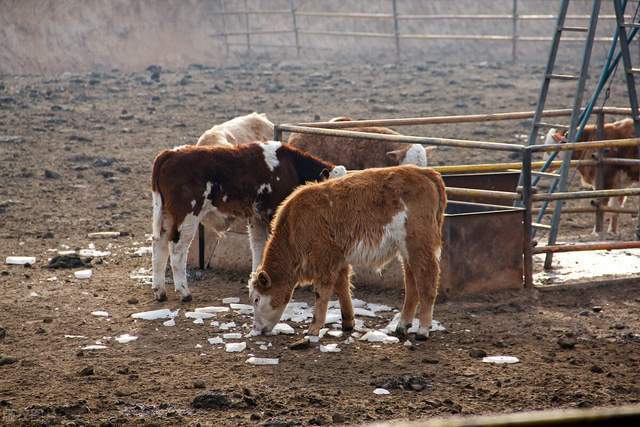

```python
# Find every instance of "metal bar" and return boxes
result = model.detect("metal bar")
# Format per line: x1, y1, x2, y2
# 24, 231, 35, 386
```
534, 206, 636, 214
279, 124, 525, 152
533, 187, 640, 202
431, 159, 595, 174
216, 10, 290, 15
215, 30, 293, 36
292, 107, 631, 129
243, 0, 250, 53
446, 187, 521, 201
519, 14, 625, 20
274, 125, 283, 142
521, 150, 534, 288
220, 0, 229, 56
295, 11, 393, 19
512, 0, 518, 63
546, 73, 580, 80
289, 0, 300, 58
533, 240, 640, 254
595, 112, 606, 233
298, 30, 394, 38
394, 14, 624, 20
391, 0, 400, 59
198, 224, 205, 269
531, 137, 640, 152
601, 157, 640, 165
400, 34, 513, 41
226, 42, 300, 48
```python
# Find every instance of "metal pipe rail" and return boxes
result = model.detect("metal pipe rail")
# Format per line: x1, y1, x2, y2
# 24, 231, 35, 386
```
431, 160, 595, 174
533, 240, 640, 254
601, 157, 640, 166
278, 124, 524, 152
529, 137, 640, 153
534, 206, 637, 214
445, 187, 521, 201
532, 187, 640, 202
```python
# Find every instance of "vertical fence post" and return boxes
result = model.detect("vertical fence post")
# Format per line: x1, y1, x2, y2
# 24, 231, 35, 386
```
243, 0, 251, 54
521, 148, 534, 288
391, 0, 401, 60
289, 0, 301, 58
594, 111, 606, 233
221, 0, 229, 57
512, 0, 518, 63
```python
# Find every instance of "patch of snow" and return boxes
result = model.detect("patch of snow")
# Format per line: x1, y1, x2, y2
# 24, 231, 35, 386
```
75, 269, 92, 279
225, 342, 247, 352
353, 307, 377, 317
383, 313, 445, 334
133, 246, 152, 257
81, 345, 107, 350
64, 335, 87, 339
222, 297, 240, 304
163, 319, 176, 327
246, 357, 279, 365
327, 330, 343, 338
115, 334, 138, 344
359, 330, 399, 344
208, 337, 224, 345
269, 323, 294, 335
79, 249, 111, 257
185, 311, 216, 320
29, 291, 39, 297
131, 308, 179, 320
373, 388, 390, 395
223, 333, 242, 340
88, 231, 120, 239
193, 318, 204, 325
219, 321, 236, 330
91, 310, 109, 317
194, 306, 229, 314
482, 356, 520, 364
5, 256, 36, 265
366, 303, 394, 313
259, 345, 268, 350
230, 303, 253, 314
320, 344, 341, 353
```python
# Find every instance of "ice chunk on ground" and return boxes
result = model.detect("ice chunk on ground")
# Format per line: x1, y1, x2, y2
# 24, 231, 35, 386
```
259, 345, 268, 350
74, 269, 92, 279
81, 345, 107, 350
327, 330, 343, 338
185, 311, 216, 320
307, 335, 320, 343
88, 231, 120, 239
325, 309, 342, 324
352, 298, 367, 308
225, 342, 247, 352
115, 334, 138, 344
230, 303, 253, 314
29, 291, 39, 297
270, 323, 295, 335
318, 328, 329, 338
366, 303, 394, 313
195, 344, 202, 348
64, 335, 87, 339
222, 297, 240, 304
359, 330, 399, 344
280, 301, 312, 322
219, 321, 236, 330
133, 246, 152, 257
79, 249, 111, 257
383, 313, 446, 334
482, 356, 520, 364
194, 306, 229, 314
131, 308, 179, 320
246, 357, 279, 365
353, 307, 377, 317
320, 344, 341, 353
193, 318, 204, 325
163, 319, 175, 327
208, 337, 224, 345
223, 333, 242, 339
245, 329, 260, 338
403, 340, 412, 347
5, 256, 36, 265
373, 388, 390, 395
91, 310, 109, 317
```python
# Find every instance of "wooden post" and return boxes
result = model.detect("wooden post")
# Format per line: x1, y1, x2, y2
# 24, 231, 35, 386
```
512, 0, 518, 63
522, 149, 533, 288
243, 0, 251, 54
289, 0, 300, 58
391, 0, 401, 60
594, 111, 606, 233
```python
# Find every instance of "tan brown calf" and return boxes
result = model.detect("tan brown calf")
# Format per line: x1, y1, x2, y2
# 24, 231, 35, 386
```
249, 165, 446, 340
197, 112, 273, 147
288, 121, 432, 169
545, 118, 639, 233
151, 142, 346, 302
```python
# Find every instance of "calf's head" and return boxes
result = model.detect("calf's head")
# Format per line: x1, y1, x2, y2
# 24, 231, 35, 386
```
321, 165, 347, 180
248, 270, 293, 334
386, 144, 433, 167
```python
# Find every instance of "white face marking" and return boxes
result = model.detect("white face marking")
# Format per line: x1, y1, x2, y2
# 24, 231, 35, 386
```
543, 129, 557, 162
248, 278, 282, 334
222, 194, 228, 202
276, 176, 281, 181
257, 183, 272, 195
347, 208, 408, 268
329, 165, 347, 178
151, 191, 163, 239
401, 144, 428, 167
261, 141, 281, 171
190, 199, 196, 209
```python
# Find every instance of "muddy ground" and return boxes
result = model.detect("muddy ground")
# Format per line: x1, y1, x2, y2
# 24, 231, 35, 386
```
1, 60, 640, 425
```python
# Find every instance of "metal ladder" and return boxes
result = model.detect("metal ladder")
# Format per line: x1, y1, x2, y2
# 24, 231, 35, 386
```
522, 0, 640, 269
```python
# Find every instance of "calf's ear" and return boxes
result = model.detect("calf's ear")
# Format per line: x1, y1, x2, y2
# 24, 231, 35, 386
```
257, 271, 271, 289
386, 149, 405, 163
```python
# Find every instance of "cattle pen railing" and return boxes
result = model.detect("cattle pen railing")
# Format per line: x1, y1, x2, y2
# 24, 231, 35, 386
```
214, 1, 632, 62
271, 106, 640, 289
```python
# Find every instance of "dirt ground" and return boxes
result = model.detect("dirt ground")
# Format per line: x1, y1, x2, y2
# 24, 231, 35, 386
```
2, 60, 640, 425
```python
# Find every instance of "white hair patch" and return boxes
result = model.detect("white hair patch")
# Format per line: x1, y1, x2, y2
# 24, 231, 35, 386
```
257, 183, 272, 195
401, 144, 428, 167
261, 141, 281, 171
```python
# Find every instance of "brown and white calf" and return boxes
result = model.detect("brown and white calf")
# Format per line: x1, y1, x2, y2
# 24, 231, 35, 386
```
544, 118, 639, 233
249, 165, 446, 340
151, 142, 346, 302
288, 120, 432, 169
197, 112, 274, 147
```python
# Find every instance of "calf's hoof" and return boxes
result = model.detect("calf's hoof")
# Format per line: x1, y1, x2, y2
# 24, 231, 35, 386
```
154, 290, 167, 302
415, 327, 430, 341
341, 322, 354, 332
289, 337, 311, 350
181, 294, 193, 303
395, 324, 409, 338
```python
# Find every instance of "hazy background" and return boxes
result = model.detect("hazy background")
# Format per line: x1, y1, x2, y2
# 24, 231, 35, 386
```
1, 0, 635, 74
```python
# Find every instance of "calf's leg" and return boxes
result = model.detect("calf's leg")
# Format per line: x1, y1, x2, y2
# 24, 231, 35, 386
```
396, 261, 419, 337
411, 248, 441, 341
248, 217, 269, 271
334, 266, 354, 332
151, 229, 170, 302
308, 285, 333, 336
168, 214, 199, 302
